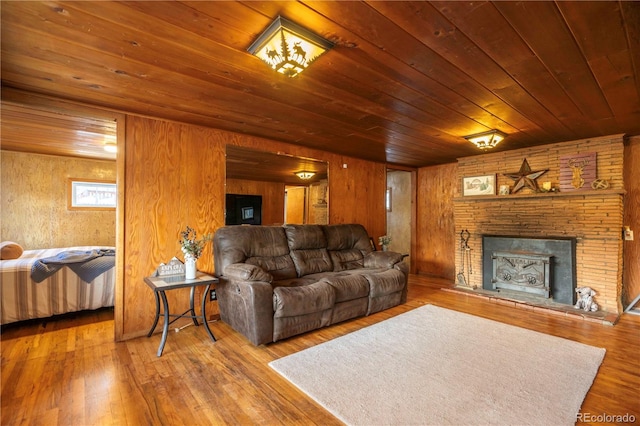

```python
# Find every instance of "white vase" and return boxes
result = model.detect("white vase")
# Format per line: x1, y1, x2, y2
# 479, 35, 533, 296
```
185, 255, 197, 279
382, 245, 389, 251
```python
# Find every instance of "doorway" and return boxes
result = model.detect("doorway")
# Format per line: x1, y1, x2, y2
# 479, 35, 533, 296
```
0, 93, 124, 340
386, 169, 413, 267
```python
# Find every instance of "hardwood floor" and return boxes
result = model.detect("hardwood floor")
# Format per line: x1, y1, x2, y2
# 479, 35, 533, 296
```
2, 275, 639, 425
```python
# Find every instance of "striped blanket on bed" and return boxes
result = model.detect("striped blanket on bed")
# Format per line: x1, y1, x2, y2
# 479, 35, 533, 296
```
30, 249, 115, 283
1, 246, 116, 325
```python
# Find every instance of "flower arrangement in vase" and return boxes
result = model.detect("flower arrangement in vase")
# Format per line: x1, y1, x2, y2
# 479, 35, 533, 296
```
378, 235, 392, 251
179, 226, 213, 279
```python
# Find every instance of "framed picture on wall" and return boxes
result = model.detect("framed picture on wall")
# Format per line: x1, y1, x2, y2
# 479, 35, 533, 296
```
559, 152, 596, 191
462, 174, 496, 196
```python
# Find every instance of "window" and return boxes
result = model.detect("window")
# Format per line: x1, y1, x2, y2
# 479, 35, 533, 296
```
68, 178, 117, 210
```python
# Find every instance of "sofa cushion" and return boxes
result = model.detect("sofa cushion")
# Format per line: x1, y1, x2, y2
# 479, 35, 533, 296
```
363, 269, 406, 297
321, 274, 369, 303
214, 225, 297, 281
323, 224, 372, 253
290, 249, 333, 277
323, 224, 373, 271
273, 281, 335, 318
284, 224, 326, 249
284, 224, 333, 277
246, 255, 296, 281
329, 248, 364, 271
273, 276, 320, 288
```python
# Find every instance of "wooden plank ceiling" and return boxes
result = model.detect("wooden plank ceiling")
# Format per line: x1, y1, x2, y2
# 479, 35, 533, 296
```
1, 1, 639, 168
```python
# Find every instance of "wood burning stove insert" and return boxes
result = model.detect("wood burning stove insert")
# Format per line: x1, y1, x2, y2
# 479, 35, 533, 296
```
482, 236, 577, 305
492, 252, 552, 298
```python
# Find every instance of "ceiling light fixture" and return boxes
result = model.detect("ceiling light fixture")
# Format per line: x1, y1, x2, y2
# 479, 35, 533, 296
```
464, 130, 507, 150
295, 171, 315, 180
247, 16, 333, 77
103, 141, 117, 153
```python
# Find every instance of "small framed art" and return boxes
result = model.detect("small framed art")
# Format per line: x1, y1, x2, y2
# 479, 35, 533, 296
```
462, 174, 496, 196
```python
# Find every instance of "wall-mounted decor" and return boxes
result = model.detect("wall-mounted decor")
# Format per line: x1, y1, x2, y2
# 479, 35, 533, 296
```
499, 185, 511, 195
67, 178, 117, 210
462, 174, 496, 196
503, 158, 547, 193
560, 152, 597, 191
591, 179, 609, 190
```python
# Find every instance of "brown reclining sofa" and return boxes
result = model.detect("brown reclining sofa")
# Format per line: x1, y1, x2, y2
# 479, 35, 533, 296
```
213, 223, 408, 345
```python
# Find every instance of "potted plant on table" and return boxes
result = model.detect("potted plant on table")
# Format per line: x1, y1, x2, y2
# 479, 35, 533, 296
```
378, 235, 392, 251
180, 226, 213, 279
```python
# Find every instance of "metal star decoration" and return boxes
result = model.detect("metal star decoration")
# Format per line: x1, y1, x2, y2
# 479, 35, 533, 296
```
503, 159, 548, 193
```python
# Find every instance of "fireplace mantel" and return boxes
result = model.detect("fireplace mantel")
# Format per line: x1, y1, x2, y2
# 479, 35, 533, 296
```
454, 188, 624, 202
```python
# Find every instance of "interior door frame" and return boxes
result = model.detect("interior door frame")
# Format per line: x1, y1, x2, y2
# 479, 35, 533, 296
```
386, 165, 417, 274
2, 87, 126, 341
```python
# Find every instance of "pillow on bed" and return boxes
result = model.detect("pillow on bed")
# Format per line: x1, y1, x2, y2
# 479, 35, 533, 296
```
0, 241, 24, 260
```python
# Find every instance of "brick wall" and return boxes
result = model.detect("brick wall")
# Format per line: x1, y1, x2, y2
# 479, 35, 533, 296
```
454, 134, 625, 314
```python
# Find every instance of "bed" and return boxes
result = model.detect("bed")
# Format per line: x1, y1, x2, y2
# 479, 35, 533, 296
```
0, 245, 116, 325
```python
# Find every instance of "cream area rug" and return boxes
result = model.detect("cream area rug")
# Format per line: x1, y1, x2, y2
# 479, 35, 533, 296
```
269, 305, 605, 425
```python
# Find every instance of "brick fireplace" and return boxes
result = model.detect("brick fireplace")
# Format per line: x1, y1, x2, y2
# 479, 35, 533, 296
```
454, 134, 625, 315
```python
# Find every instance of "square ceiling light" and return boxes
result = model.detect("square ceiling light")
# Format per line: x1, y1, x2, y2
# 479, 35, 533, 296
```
248, 16, 333, 77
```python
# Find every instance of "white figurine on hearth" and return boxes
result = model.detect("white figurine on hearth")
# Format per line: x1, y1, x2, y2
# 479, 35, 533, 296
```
574, 286, 599, 312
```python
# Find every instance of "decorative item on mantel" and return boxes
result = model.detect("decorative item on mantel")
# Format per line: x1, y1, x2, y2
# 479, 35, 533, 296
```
591, 179, 609, 190
503, 158, 548, 193
462, 174, 496, 196
560, 152, 596, 192
179, 226, 213, 280
378, 235, 392, 251
539, 181, 558, 193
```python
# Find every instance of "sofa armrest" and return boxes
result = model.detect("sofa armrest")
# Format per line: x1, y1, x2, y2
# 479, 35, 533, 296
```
364, 251, 405, 269
216, 274, 275, 346
223, 263, 273, 283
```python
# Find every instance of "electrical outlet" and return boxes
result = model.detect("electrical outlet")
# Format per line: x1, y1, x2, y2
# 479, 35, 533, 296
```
209, 289, 217, 301
625, 229, 634, 241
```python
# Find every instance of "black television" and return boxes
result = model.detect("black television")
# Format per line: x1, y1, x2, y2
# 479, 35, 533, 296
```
225, 194, 262, 225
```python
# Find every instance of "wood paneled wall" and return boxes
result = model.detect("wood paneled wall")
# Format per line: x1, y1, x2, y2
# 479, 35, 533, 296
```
415, 163, 457, 278
123, 117, 225, 339
623, 136, 640, 307
0, 151, 116, 248
454, 135, 625, 314
121, 116, 387, 340
225, 178, 285, 226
